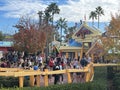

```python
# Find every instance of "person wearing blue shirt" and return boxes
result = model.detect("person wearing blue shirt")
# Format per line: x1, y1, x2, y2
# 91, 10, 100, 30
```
33, 62, 39, 85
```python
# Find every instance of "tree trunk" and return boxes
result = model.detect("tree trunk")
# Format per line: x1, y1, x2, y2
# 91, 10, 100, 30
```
92, 18, 94, 26
52, 14, 54, 26
61, 27, 62, 44
98, 15, 99, 28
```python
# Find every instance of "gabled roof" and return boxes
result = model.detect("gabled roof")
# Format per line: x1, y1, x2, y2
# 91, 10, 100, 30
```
72, 22, 102, 42
86, 41, 104, 55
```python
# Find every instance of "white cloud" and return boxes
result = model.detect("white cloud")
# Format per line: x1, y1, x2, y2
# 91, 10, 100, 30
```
0, 0, 120, 22
0, 0, 47, 19
58, 0, 120, 22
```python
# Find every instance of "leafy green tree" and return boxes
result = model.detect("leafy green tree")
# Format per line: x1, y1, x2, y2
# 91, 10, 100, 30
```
0, 31, 5, 41
64, 26, 76, 42
100, 13, 120, 60
43, 9, 51, 25
38, 3, 60, 42
46, 3, 60, 26
56, 17, 67, 42
95, 6, 104, 28
89, 11, 97, 26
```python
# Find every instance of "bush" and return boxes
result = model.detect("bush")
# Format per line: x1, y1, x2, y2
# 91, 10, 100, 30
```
1, 82, 107, 90
107, 66, 116, 79
0, 76, 29, 88
113, 72, 120, 90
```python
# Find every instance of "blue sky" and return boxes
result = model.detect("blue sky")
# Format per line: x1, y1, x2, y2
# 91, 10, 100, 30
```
0, 0, 120, 35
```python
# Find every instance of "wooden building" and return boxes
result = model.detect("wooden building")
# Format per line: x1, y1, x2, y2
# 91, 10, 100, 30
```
0, 41, 13, 58
59, 22, 102, 60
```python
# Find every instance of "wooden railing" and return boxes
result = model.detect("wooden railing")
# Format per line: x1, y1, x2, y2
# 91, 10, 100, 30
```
0, 63, 94, 88
0, 63, 119, 88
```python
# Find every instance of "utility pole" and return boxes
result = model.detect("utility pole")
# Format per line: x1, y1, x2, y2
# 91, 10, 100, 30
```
37, 11, 43, 30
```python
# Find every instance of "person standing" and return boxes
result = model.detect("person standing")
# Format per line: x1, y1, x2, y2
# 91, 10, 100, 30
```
36, 54, 43, 68
80, 55, 89, 83
33, 62, 39, 85
53, 63, 60, 84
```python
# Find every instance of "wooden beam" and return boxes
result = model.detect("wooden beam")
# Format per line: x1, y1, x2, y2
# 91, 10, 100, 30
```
91, 54, 94, 62
36, 75, 40, 87
80, 43, 84, 60
19, 76, 24, 88
85, 64, 91, 82
66, 52, 68, 58
0, 72, 15, 76
29, 75, 34, 86
44, 69, 48, 86
93, 64, 119, 67
75, 52, 78, 59
0, 68, 22, 72
66, 69, 72, 83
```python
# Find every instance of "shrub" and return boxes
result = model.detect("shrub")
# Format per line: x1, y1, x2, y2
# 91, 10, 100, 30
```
0, 76, 29, 88
107, 66, 116, 79
2, 82, 107, 90
113, 72, 120, 90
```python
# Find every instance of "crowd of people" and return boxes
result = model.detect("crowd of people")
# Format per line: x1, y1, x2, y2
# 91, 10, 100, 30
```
0, 50, 91, 85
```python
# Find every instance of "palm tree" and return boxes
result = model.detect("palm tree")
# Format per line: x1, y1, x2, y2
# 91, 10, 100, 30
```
89, 11, 97, 26
37, 11, 43, 28
43, 9, 51, 25
95, 6, 104, 28
64, 26, 76, 42
47, 3, 60, 26
56, 17, 67, 42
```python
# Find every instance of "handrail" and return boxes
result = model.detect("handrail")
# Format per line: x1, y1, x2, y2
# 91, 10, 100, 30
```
93, 63, 119, 67
0, 68, 22, 72
2, 63, 117, 88
0, 66, 91, 88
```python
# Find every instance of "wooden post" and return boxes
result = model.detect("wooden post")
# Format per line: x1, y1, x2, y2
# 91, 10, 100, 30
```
30, 75, 34, 86
19, 76, 24, 88
91, 54, 94, 62
75, 52, 78, 59
66, 52, 68, 58
66, 69, 72, 83
44, 69, 49, 86
80, 42, 84, 60
85, 64, 91, 82
90, 63, 94, 82
36, 75, 40, 87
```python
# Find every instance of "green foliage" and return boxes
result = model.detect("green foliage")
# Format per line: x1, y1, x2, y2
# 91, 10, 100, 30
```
56, 17, 68, 42
0, 76, 29, 88
113, 72, 120, 90
94, 67, 107, 88
89, 11, 97, 25
95, 6, 104, 28
107, 66, 115, 79
0, 31, 5, 41
1, 82, 107, 90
